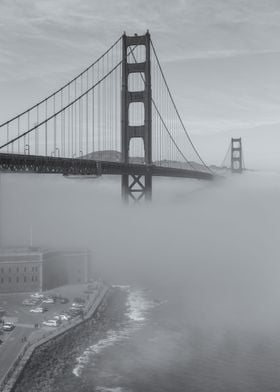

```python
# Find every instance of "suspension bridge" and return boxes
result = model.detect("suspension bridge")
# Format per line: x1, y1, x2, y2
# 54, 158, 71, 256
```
0, 31, 221, 202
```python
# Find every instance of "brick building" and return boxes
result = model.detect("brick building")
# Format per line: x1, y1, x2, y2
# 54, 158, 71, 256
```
0, 247, 91, 293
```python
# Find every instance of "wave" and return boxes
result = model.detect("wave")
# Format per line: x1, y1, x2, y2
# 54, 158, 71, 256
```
125, 288, 157, 322
72, 286, 163, 378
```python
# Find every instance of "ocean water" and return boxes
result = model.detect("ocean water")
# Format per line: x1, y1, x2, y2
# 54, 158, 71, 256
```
64, 284, 280, 392
39, 173, 280, 392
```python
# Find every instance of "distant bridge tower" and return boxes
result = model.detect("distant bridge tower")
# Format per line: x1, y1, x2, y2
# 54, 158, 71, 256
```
121, 31, 152, 202
231, 138, 243, 173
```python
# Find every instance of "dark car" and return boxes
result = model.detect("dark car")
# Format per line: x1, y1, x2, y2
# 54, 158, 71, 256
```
69, 308, 83, 316
3, 322, 15, 331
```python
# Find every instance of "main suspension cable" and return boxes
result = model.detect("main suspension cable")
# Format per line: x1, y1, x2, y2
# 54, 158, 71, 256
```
151, 39, 212, 173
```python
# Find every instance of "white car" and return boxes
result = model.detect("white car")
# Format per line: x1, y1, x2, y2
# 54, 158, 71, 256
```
2, 322, 15, 331
30, 307, 47, 313
71, 303, 85, 309
22, 299, 39, 306
42, 319, 60, 327
30, 292, 44, 299
59, 314, 70, 321
42, 297, 54, 304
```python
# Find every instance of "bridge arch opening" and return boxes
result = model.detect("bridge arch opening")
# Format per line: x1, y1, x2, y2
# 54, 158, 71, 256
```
128, 73, 145, 92
128, 102, 145, 126
128, 137, 145, 164
127, 44, 146, 63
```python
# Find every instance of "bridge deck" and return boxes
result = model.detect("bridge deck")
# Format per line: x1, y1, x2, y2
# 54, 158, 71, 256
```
0, 153, 214, 180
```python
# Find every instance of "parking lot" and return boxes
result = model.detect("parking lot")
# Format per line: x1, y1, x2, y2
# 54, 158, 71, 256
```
0, 282, 100, 337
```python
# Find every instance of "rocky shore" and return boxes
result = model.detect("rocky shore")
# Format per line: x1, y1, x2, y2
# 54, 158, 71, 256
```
11, 287, 128, 392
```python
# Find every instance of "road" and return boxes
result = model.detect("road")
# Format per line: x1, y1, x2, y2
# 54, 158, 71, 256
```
0, 326, 31, 382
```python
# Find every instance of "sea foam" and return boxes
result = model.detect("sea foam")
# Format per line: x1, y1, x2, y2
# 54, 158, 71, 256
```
72, 286, 161, 378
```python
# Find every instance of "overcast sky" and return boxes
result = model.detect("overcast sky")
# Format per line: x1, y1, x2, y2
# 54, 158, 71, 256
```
0, 0, 280, 167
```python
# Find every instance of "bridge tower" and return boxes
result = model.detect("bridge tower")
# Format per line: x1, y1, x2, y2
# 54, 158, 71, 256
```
231, 138, 243, 173
121, 31, 152, 202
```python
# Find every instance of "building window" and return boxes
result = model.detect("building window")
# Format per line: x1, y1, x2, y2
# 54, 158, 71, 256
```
16, 277, 19, 283
24, 276, 27, 283
35, 266, 38, 272
16, 267, 19, 273
1, 267, 3, 273
35, 276, 38, 282
8, 277, 11, 283
8, 267, 11, 273
24, 267, 26, 273
1, 278, 3, 283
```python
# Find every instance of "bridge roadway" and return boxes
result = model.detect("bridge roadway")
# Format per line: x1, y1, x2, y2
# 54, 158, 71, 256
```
0, 153, 213, 180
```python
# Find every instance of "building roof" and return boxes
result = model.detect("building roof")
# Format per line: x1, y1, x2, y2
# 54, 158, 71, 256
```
0, 247, 90, 263
0, 247, 44, 256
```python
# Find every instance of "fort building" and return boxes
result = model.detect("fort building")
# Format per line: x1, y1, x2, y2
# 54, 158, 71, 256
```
0, 247, 91, 293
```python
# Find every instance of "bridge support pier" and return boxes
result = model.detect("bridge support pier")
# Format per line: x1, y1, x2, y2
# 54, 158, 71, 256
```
122, 173, 152, 202
121, 31, 152, 202
231, 138, 243, 173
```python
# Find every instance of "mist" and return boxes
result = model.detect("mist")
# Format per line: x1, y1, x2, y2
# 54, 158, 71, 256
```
1, 171, 279, 337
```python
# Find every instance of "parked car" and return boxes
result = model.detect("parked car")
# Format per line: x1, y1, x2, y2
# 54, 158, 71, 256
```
42, 319, 61, 327
0, 338, 3, 345
22, 299, 39, 306
30, 292, 44, 299
72, 304, 84, 310
53, 314, 69, 321
69, 307, 84, 316
59, 314, 71, 321
2, 322, 15, 331
30, 307, 48, 313
42, 297, 55, 304
71, 303, 85, 309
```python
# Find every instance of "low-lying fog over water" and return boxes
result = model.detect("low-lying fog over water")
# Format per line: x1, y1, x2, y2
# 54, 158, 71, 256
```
1, 171, 280, 391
